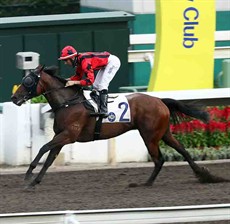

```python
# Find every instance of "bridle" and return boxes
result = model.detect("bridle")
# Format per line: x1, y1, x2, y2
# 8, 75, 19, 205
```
21, 70, 85, 111
22, 70, 66, 98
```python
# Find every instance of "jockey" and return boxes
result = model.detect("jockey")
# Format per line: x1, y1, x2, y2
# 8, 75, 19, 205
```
59, 45, 121, 118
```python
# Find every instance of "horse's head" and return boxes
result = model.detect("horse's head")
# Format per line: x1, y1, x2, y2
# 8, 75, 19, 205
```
11, 65, 83, 107
11, 65, 43, 106
11, 65, 65, 106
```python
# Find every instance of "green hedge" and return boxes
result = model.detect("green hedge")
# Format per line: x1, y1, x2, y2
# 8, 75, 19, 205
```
31, 95, 47, 103
159, 146, 230, 162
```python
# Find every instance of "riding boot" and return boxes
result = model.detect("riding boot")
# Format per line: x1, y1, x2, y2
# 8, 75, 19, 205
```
99, 89, 109, 118
90, 89, 99, 104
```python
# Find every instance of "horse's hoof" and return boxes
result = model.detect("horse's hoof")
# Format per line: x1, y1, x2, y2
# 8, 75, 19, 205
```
128, 183, 138, 188
143, 182, 153, 187
195, 166, 229, 183
23, 184, 35, 192
24, 173, 34, 181
201, 166, 210, 173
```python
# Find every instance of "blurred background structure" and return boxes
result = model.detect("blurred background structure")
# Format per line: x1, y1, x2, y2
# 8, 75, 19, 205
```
0, 0, 229, 102
0, 3, 229, 223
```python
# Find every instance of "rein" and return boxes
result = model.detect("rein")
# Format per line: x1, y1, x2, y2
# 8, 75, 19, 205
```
23, 67, 89, 112
53, 92, 87, 112
41, 83, 88, 112
42, 86, 66, 96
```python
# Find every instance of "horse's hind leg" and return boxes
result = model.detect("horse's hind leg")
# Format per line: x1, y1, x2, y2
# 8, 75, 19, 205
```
137, 116, 168, 186
145, 146, 164, 186
129, 132, 164, 187
162, 129, 227, 183
138, 130, 165, 186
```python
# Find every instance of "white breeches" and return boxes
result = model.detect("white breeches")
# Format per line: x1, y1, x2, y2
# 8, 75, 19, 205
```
93, 54, 121, 91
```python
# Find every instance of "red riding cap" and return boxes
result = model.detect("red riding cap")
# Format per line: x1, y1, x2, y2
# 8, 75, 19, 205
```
58, 46, 78, 60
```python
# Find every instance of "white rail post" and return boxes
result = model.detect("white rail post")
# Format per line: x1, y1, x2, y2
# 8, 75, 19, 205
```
64, 212, 80, 224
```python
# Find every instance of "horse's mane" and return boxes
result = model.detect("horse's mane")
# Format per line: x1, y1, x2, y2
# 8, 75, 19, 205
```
43, 65, 67, 85
42, 65, 83, 93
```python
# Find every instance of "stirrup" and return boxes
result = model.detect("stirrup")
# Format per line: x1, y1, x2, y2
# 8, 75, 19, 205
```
100, 113, 109, 118
90, 112, 108, 118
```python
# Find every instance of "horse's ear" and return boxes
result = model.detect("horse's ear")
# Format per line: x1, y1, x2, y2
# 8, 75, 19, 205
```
43, 65, 59, 76
34, 65, 45, 75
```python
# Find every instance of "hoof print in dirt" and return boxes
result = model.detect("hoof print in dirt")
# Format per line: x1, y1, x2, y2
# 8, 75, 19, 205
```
128, 183, 139, 188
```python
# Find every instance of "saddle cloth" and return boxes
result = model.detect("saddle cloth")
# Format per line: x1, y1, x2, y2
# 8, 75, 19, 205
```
83, 91, 131, 123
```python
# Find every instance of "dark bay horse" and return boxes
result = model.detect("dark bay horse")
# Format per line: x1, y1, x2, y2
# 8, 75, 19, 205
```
11, 65, 227, 188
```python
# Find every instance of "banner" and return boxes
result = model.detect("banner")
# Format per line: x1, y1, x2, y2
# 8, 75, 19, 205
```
148, 0, 216, 91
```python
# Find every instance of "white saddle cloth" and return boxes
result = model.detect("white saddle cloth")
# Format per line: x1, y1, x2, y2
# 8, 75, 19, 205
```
83, 91, 131, 123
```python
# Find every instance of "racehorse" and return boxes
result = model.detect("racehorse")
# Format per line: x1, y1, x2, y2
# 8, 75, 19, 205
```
11, 65, 227, 189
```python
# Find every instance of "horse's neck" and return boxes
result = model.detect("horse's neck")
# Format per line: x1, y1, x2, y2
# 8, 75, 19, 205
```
44, 84, 84, 111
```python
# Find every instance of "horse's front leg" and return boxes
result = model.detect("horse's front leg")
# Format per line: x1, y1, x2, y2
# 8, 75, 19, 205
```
26, 147, 62, 188
25, 142, 52, 181
25, 131, 73, 188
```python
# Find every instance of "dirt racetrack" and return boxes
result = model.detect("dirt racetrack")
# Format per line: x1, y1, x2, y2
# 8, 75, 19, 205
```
0, 162, 229, 217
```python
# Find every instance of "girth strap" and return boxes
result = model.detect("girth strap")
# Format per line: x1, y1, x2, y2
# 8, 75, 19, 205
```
94, 117, 103, 140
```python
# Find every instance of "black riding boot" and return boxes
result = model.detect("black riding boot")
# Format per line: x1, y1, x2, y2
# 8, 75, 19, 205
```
99, 89, 108, 118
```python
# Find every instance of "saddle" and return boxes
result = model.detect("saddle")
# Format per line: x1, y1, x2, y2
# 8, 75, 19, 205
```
87, 90, 117, 140
84, 90, 117, 116
83, 90, 130, 140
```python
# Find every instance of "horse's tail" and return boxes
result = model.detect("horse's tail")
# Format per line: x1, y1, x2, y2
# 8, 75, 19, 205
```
161, 98, 210, 124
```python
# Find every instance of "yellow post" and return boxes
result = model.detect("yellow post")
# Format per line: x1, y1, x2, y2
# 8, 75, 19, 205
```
148, 0, 216, 91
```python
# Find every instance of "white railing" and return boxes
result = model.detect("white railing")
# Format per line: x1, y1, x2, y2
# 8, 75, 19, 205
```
128, 31, 230, 64
124, 30, 230, 92
129, 31, 230, 45
42, 88, 230, 114
128, 47, 230, 63
0, 204, 229, 224
3, 88, 228, 166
